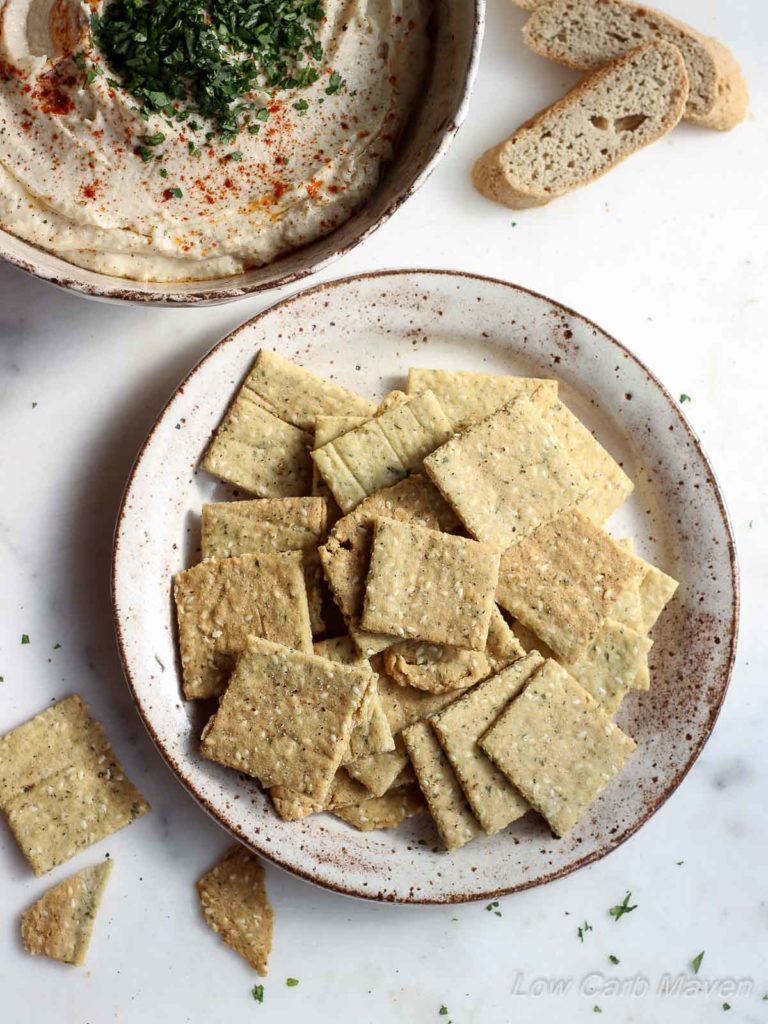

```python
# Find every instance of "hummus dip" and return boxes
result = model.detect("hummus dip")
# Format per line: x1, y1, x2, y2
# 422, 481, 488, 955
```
0, 0, 429, 281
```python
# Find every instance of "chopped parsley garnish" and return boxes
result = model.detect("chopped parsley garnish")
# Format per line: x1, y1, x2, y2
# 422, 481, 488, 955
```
609, 892, 637, 922
286, 978, 299, 987
143, 131, 166, 146
722, 1003, 731, 1011
251, 984, 264, 1003
325, 69, 345, 94
485, 901, 501, 916
691, 951, 705, 975
229, 150, 243, 161
32, 401, 38, 408
593, 1006, 602, 1014
680, 393, 692, 403
293, 98, 309, 113
439, 1008, 448, 1017
608, 954, 620, 965
168, 187, 183, 198
21, 634, 30, 645
159, 167, 169, 178
137, 146, 155, 162
93, 0, 326, 137
577, 920, 593, 942
676, 860, 684, 866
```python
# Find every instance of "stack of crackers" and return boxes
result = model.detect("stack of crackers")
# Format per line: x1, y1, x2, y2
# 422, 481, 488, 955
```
177, 350, 679, 852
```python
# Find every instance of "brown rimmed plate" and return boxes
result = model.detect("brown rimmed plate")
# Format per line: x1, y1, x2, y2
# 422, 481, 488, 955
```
112, 269, 738, 902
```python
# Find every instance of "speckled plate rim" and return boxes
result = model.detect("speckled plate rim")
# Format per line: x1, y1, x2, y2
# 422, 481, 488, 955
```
112, 268, 739, 903
0, 3, 484, 307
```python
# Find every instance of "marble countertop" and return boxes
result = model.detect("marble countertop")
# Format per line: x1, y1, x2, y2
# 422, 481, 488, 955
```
0, 1, 766, 1021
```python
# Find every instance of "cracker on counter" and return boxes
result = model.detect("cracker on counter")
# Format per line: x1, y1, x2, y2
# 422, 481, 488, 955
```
201, 390, 313, 497
496, 510, 644, 663
344, 737, 411, 797
20, 860, 113, 966
0, 695, 149, 875
174, 551, 313, 700
361, 518, 501, 651
529, 388, 634, 525
196, 845, 273, 974
311, 390, 453, 513
407, 368, 558, 428
481, 660, 636, 837
561, 619, 653, 714
243, 349, 375, 430
424, 395, 589, 550
201, 638, 369, 801
402, 721, 482, 851
432, 652, 544, 835
332, 785, 426, 831
319, 475, 453, 655
202, 497, 329, 635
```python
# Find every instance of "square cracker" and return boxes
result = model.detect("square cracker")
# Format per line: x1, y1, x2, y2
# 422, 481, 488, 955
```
202, 497, 329, 635
201, 389, 313, 497
431, 652, 544, 835
0, 695, 149, 875
332, 785, 425, 831
381, 605, 524, 694
496, 510, 645, 663
562, 618, 653, 714
424, 395, 589, 550
243, 349, 375, 431
611, 539, 679, 640
21, 860, 113, 965
402, 721, 481, 851
361, 518, 501, 650
201, 638, 369, 801
196, 845, 273, 974
311, 391, 453, 513
313, 415, 369, 514
376, 670, 472, 736
529, 388, 634, 524
174, 551, 313, 700
481, 660, 636, 837
407, 368, 558, 428
319, 475, 454, 655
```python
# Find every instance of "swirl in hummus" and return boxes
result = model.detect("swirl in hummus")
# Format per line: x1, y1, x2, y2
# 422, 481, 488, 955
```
0, 0, 429, 281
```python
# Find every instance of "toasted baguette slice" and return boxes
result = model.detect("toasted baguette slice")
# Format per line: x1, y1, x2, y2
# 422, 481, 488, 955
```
472, 41, 688, 210
523, 0, 747, 131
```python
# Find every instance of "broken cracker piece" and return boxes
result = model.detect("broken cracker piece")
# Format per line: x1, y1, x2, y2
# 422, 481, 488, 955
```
481, 660, 636, 836
196, 845, 273, 974
402, 720, 482, 851
201, 638, 369, 801
174, 551, 313, 699
496, 510, 644, 663
0, 695, 149, 875
332, 785, 425, 831
21, 860, 113, 966
362, 518, 501, 650
432, 652, 544, 835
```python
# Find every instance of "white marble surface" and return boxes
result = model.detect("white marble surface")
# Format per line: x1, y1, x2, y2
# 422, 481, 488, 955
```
0, 1, 766, 1021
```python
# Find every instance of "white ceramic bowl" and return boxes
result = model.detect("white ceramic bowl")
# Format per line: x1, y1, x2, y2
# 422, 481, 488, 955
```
0, 2, 483, 307
112, 269, 738, 903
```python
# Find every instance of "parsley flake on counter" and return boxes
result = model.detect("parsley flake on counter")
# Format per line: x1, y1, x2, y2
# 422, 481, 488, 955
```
609, 892, 637, 922
680, 393, 692, 403
251, 984, 264, 1003
676, 860, 684, 866
691, 951, 705, 975
722, 1003, 731, 1011
439, 1007, 448, 1016
577, 920, 593, 942
32, 401, 38, 408
286, 977, 299, 987
485, 900, 501, 916
608, 954, 620, 965
21, 634, 30, 645
593, 1007, 602, 1014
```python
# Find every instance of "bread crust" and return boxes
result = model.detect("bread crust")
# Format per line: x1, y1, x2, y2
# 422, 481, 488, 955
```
472, 41, 689, 210
523, 0, 747, 131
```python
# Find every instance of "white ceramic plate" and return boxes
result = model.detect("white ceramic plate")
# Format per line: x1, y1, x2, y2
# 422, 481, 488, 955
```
112, 270, 738, 903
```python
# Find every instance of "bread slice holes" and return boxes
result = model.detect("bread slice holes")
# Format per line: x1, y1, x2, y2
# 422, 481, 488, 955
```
614, 114, 648, 132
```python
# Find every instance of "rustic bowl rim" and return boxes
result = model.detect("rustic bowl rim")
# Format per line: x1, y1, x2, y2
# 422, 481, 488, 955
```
0, 3, 485, 307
